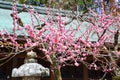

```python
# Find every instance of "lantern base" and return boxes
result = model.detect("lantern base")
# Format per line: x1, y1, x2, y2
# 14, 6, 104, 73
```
22, 76, 40, 80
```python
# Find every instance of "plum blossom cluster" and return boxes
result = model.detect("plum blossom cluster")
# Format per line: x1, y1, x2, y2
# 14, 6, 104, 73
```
21, 11, 119, 72
0, 0, 120, 74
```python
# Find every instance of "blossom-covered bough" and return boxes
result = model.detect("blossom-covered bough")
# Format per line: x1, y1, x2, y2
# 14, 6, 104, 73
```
0, 0, 120, 80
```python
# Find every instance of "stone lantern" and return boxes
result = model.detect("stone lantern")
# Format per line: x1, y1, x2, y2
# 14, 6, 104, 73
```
12, 50, 50, 80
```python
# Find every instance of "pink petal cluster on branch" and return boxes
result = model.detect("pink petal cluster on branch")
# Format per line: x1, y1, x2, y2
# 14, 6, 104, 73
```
1, 2, 120, 73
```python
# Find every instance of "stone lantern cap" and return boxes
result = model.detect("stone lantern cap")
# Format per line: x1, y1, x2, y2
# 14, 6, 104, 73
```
12, 63, 49, 77
12, 51, 50, 77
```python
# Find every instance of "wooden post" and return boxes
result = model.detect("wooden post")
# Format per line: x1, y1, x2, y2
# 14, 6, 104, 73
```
12, 57, 18, 80
6, 58, 12, 80
83, 64, 88, 80
12, 57, 18, 68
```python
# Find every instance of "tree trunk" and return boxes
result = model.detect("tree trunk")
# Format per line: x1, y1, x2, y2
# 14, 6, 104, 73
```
50, 53, 62, 80
53, 65, 62, 80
